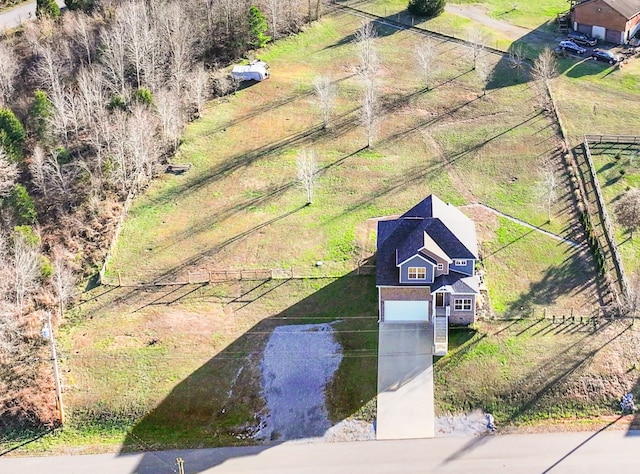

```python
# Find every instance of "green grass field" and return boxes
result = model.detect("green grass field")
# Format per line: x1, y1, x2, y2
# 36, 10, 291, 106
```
10, 0, 640, 455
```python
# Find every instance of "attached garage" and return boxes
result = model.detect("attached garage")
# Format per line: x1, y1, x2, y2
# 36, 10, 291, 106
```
383, 300, 429, 322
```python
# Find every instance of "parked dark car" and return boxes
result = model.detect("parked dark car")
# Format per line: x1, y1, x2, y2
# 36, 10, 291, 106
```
591, 48, 621, 64
559, 40, 587, 55
567, 31, 598, 46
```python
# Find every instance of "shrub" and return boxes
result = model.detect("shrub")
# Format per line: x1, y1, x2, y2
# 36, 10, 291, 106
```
40, 255, 53, 278
14, 225, 40, 247
36, 0, 60, 18
132, 88, 153, 106
248, 6, 271, 48
0, 108, 25, 163
64, 0, 94, 12
8, 184, 37, 224
108, 95, 127, 112
408, 0, 446, 17
55, 146, 71, 165
29, 90, 52, 143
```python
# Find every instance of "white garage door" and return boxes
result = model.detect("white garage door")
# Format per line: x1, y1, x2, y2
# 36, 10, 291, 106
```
384, 301, 428, 322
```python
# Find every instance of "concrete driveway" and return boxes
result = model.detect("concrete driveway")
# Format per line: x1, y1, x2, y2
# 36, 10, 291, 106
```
376, 323, 435, 440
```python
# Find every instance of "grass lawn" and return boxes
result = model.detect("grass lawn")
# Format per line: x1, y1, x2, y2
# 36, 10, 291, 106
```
591, 147, 640, 275
15, 0, 640, 454
436, 319, 640, 426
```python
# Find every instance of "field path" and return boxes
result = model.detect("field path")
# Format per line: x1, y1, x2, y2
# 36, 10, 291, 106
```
462, 202, 583, 248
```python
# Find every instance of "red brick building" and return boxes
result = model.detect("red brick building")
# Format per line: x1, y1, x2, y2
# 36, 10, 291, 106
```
572, 0, 640, 43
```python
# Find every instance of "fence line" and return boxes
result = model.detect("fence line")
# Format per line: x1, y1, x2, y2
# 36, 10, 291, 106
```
584, 134, 640, 145
98, 186, 137, 285
582, 137, 631, 303
101, 264, 377, 287
546, 86, 628, 309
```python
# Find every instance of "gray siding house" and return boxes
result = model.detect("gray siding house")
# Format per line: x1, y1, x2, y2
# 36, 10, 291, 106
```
376, 195, 480, 354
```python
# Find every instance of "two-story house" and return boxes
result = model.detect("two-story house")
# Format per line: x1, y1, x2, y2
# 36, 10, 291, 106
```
376, 195, 480, 354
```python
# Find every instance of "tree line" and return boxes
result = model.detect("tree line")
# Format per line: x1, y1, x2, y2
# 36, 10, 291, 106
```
0, 0, 327, 430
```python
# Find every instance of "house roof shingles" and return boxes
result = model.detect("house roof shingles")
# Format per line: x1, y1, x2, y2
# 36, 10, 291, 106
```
577, 0, 640, 19
376, 195, 479, 287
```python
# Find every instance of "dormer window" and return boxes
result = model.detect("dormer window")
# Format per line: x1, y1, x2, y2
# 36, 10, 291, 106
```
454, 259, 466, 266
436, 263, 444, 271
408, 267, 426, 279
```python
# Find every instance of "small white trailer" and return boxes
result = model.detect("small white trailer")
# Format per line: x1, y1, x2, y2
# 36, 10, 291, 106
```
231, 60, 270, 81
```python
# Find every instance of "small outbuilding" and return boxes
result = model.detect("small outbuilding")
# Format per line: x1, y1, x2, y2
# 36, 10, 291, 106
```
231, 60, 270, 82
571, 0, 640, 44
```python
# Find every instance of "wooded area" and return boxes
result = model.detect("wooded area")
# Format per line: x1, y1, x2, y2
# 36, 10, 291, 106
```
0, 0, 327, 430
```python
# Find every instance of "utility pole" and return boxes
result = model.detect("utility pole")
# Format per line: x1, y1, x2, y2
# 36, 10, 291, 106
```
43, 311, 65, 425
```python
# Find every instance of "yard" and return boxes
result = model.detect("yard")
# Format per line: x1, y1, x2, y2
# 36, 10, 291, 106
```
7, 0, 640, 455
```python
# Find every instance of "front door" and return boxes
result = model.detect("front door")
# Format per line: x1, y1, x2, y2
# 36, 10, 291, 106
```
435, 292, 444, 307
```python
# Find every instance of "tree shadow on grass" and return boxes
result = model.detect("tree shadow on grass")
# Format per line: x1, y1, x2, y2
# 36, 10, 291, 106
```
501, 245, 602, 318
118, 273, 379, 473
440, 320, 634, 465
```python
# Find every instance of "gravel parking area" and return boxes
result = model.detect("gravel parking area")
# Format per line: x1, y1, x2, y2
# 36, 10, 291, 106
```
255, 323, 343, 442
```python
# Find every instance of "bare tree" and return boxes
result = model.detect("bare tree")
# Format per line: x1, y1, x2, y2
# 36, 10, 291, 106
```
265, 0, 283, 39
414, 38, 438, 90
539, 167, 559, 222
360, 82, 379, 148
297, 149, 318, 205
0, 299, 20, 356
100, 23, 128, 95
313, 75, 336, 130
466, 29, 488, 70
475, 55, 493, 96
531, 47, 558, 111
119, 2, 152, 89
34, 44, 70, 142
51, 251, 75, 320
155, 88, 184, 151
12, 233, 40, 315
0, 43, 18, 106
355, 21, 380, 148
63, 11, 97, 65
127, 104, 161, 187
161, 2, 196, 94
615, 188, 640, 239
76, 66, 107, 133
0, 150, 18, 197
355, 22, 379, 76
187, 63, 211, 117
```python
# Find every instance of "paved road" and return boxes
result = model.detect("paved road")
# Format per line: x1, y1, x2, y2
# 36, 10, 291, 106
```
2, 429, 640, 473
0, 0, 65, 31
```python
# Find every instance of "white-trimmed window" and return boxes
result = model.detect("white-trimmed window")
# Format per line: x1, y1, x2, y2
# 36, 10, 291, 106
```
454, 259, 467, 266
454, 298, 473, 311
408, 267, 426, 279
436, 263, 444, 271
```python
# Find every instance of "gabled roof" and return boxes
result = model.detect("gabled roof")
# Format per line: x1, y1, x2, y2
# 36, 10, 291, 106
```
431, 273, 479, 294
401, 194, 478, 258
376, 195, 479, 286
422, 231, 451, 263
576, 0, 640, 19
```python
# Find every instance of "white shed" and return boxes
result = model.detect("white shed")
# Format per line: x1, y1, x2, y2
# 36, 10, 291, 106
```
231, 60, 270, 81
